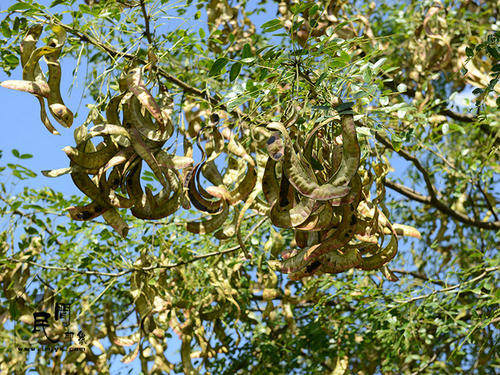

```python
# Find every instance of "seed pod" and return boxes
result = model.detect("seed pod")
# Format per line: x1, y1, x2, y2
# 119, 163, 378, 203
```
126, 67, 166, 129
267, 121, 350, 201
0, 80, 50, 97
63, 141, 119, 170
186, 200, 229, 235
67, 201, 109, 221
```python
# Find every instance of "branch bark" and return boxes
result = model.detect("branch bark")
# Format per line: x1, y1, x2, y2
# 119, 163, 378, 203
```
376, 133, 500, 230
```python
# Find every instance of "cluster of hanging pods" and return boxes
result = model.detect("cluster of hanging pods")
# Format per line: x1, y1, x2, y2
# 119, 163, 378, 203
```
1, 24, 421, 280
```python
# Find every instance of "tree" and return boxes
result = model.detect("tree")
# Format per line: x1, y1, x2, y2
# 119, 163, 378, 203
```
0, 0, 498, 373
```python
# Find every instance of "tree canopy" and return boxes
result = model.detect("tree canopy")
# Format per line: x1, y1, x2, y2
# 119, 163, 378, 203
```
0, 0, 498, 374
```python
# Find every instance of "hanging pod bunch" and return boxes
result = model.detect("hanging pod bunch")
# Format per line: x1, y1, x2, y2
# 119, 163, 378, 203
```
38, 62, 259, 244
42, 66, 190, 236
260, 103, 421, 280
1, 24, 74, 134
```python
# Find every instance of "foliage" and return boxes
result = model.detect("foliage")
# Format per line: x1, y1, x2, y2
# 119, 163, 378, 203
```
0, 0, 498, 374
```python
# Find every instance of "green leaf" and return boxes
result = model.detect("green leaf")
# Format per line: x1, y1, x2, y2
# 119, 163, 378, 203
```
315, 72, 327, 86
0, 21, 11, 38
20, 153, 33, 159
209, 57, 229, 77
8, 2, 32, 11
241, 57, 255, 64
226, 95, 249, 112
262, 19, 282, 32
465, 46, 474, 58
486, 45, 500, 59
198, 28, 205, 39
242, 43, 252, 59
229, 62, 242, 82
50, 0, 67, 7
4, 54, 19, 67
261, 19, 281, 30
356, 127, 372, 136
25, 227, 38, 235
372, 57, 387, 71
12, 149, 20, 158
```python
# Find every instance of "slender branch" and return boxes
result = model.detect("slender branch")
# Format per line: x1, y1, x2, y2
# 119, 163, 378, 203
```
375, 132, 438, 197
439, 108, 498, 141
376, 133, 500, 230
395, 266, 499, 304
0, 193, 63, 247
439, 108, 475, 123
3, 216, 269, 277
392, 269, 446, 287
476, 180, 499, 221
411, 353, 438, 375
2, 258, 128, 277
139, 0, 153, 45
383, 179, 430, 204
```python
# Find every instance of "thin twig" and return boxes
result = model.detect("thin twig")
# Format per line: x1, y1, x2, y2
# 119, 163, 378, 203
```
139, 0, 153, 45
3, 216, 269, 277
0, 193, 63, 247
394, 266, 499, 304
410, 353, 438, 375
476, 180, 499, 221
392, 269, 446, 287
377, 133, 500, 230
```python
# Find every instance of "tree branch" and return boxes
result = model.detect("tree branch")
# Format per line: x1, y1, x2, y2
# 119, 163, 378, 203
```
41, 17, 260, 128
139, 0, 153, 45
395, 266, 499, 304
392, 269, 446, 287
0, 193, 63, 247
439, 108, 475, 123
376, 133, 500, 230
3, 216, 269, 277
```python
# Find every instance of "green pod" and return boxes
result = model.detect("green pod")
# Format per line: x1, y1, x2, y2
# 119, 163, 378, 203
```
129, 95, 171, 144
96, 172, 133, 209
267, 122, 350, 201
23, 46, 57, 81
201, 160, 224, 186
41, 167, 72, 178
294, 203, 337, 232
357, 233, 398, 271
105, 94, 124, 125
269, 175, 314, 228
102, 208, 129, 238
128, 126, 169, 189
262, 158, 279, 206
228, 164, 257, 205
126, 163, 181, 220
156, 151, 193, 170
236, 187, 260, 259
45, 48, 74, 128
85, 124, 131, 142
187, 164, 224, 214
266, 132, 285, 161
318, 247, 362, 275
67, 201, 109, 221
186, 200, 229, 235
20, 24, 43, 68
63, 142, 119, 170
126, 67, 166, 129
